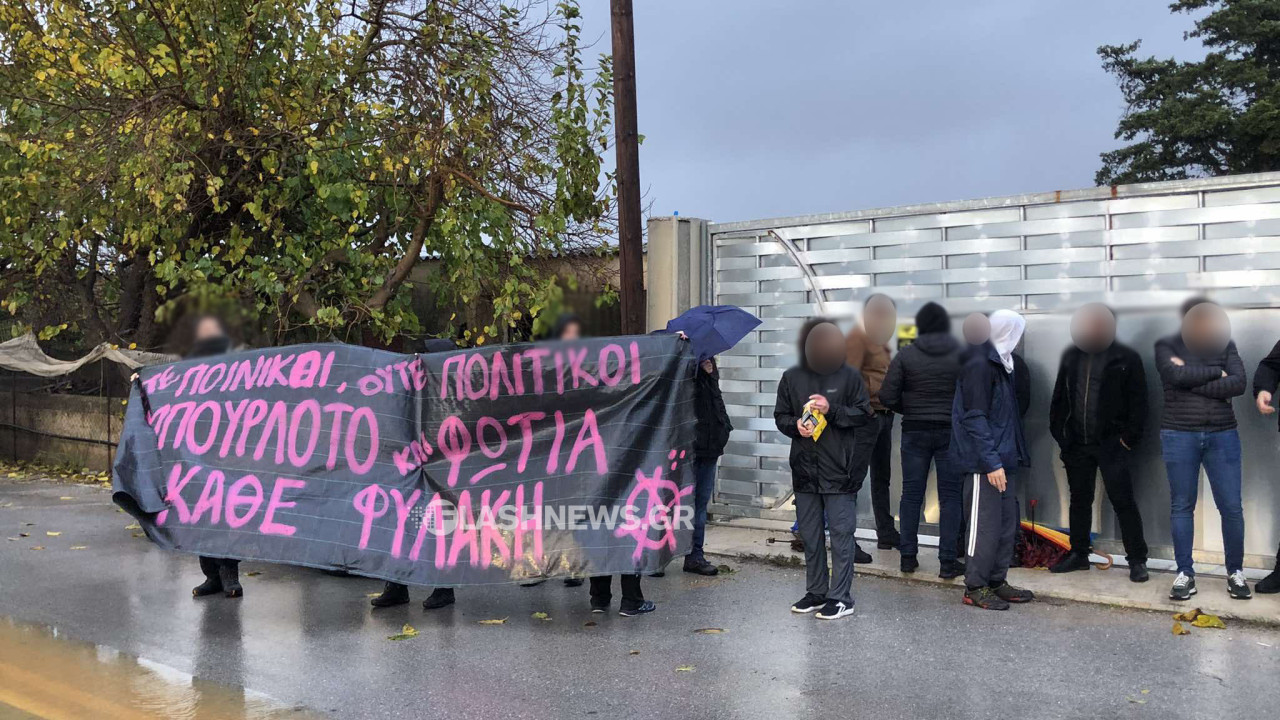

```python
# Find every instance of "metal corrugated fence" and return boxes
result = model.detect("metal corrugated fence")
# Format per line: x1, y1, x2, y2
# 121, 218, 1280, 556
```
707, 173, 1280, 566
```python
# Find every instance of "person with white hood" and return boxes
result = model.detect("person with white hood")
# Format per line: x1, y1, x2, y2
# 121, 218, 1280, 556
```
950, 309, 1034, 610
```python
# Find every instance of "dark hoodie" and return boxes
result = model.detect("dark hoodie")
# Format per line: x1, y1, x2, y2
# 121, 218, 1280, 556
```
773, 319, 874, 493
879, 303, 960, 431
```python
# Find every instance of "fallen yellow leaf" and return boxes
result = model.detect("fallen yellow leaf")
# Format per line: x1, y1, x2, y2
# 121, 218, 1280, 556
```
531, 612, 551, 621
1192, 613, 1227, 629
124, 523, 140, 530
1172, 608, 1202, 622
59, 496, 73, 501
45, 531, 60, 537
693, 628, 726, 634
676, 665, 695, 673
477, 617, 509, 625
30, 545, 44, 551
1172, 622, 1190, 636
70, 546, 87, 550
628, 650, 640, 655
387, 624, 419, 641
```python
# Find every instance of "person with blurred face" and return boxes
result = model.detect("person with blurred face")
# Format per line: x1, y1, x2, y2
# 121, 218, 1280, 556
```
181, 315, 242, 599
1156, 297, 1250, 601
845, 294, 900, 553
775, 319, 872, 620
879, 302, 966, 578
1048, 304, 1150, 582
1250, 334, 1280, 594
951, 309, 1034, 610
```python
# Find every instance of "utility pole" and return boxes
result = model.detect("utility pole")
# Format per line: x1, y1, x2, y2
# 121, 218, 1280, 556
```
610, 0, 644, 334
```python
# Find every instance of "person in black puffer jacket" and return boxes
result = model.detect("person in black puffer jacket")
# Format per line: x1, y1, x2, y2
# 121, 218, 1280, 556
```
1251, 338, 1280, 594
685, 356, 732, 576
879, 302, 965, 578
1155, 298, 1250, 602
775, 318, 873, 620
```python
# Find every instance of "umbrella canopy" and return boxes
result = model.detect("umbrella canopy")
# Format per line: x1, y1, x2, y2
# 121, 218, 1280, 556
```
663, 305, 761, 361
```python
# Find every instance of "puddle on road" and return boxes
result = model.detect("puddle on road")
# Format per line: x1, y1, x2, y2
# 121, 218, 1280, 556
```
0, 617, 317, 720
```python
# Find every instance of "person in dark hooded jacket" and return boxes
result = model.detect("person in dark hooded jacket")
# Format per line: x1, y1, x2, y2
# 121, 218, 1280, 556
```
775, 318, 872, 620
879, 302, 965, 578
952, 310, 1034, 611
685, 355, 732, 576
1251, 337, 1280, 594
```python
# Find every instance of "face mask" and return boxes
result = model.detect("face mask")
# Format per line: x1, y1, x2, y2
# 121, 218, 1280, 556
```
189, 336, 231, 358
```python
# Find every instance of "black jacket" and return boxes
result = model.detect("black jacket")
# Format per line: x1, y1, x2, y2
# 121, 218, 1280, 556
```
693, 360, 732, 459
1049, 342, 1147, 451
774, 363, 873, 493
1252, 339, 1280, 431
879, 332, 960, 430
1154, 334, 1246, 432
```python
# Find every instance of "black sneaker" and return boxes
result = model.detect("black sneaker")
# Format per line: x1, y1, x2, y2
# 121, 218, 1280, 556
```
192, 576, 223, 597
815, 599, 855, 620
877, 531, 900, 550
563, 577, 584, 587
1228, 570, 1252, 600
1129, 562, 1149, 583
619, 600, 656, 617
991, 581, 1034, 603
1049, 551, 1092, 574
790, 534, 805, 553
1169, 572, 1197, 601
938, 559, 966, 580
519, 578, 546, 587
422, 588, 455, 610
900, 555, 919, 574
790, 593, 826, 614
854, 544, 873, 564
650, 572, 665, 578
963, 586, 1009, 611
1256, 569, 1280, 595
683, 558, 720, 576
370, 581, 410, 608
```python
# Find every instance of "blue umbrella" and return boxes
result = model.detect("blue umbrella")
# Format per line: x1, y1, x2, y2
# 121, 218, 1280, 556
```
663, 305, 762, 361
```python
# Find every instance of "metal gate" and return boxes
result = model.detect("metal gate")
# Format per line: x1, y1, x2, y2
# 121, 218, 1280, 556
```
708, 172, 1280, 568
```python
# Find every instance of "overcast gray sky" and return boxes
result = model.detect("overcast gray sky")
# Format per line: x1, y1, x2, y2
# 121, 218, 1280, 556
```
577, 1, 1203, 225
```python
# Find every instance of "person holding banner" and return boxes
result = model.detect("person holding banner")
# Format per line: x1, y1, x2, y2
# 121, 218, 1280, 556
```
371, 337, 463, 611
175, 314, 244, 600
776, 318, 873, 621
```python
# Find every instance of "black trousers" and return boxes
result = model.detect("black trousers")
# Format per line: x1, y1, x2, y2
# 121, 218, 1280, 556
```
1063, 444, 1148, 564
869, 412, 897, 541
590, 575, 643, 609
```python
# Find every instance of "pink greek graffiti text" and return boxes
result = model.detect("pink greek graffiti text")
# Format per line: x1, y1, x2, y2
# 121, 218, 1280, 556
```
146, 399, 380, 475
432, 341, 643, 401
156, 463, 306, 538
614, 464, 694, 560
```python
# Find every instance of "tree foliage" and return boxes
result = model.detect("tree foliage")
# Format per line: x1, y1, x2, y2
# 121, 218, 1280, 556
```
0, 0, 615, 349
1097, 0, 1280, 185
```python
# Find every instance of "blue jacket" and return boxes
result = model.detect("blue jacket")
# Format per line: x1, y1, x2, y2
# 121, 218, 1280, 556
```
950, 343, 1030, 474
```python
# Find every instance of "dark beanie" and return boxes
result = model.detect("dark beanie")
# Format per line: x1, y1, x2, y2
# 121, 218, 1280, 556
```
915, 302, 950, 335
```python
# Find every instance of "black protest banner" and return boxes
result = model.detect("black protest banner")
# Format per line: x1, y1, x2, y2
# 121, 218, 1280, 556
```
111, 334, 697, 585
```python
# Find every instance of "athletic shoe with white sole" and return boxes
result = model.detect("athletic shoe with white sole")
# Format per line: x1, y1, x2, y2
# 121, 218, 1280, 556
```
815, 600, 855, 620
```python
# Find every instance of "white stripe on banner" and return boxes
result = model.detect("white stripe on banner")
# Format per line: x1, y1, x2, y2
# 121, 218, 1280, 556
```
967, 473, 981, 558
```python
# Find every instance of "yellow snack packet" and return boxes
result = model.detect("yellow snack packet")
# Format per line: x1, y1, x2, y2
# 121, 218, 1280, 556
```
800, 403, 827, 441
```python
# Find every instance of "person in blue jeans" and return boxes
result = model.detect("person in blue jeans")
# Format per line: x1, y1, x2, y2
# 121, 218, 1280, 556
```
879, 302, 965, 579
685, 356, 732, 576
1155, 297, 1251, 601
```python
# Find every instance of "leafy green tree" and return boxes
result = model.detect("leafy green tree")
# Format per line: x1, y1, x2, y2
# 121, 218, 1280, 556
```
1097, 0, 1280, 185
0, 0, 615, 348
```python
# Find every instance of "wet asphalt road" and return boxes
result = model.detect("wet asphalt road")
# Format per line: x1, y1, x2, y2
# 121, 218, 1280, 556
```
2, 478, 1279, 720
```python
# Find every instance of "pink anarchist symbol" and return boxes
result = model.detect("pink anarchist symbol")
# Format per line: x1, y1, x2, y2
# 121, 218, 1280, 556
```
614, 463, 694, 560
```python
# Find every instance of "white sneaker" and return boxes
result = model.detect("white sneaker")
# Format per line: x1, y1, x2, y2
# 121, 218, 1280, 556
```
815, 600, 855, 620
1169, 572, 1197, 601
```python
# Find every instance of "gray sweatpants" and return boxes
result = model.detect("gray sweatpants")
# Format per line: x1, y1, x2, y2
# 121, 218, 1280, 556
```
963, 470, 1019, 589
794, 491, 858, 605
